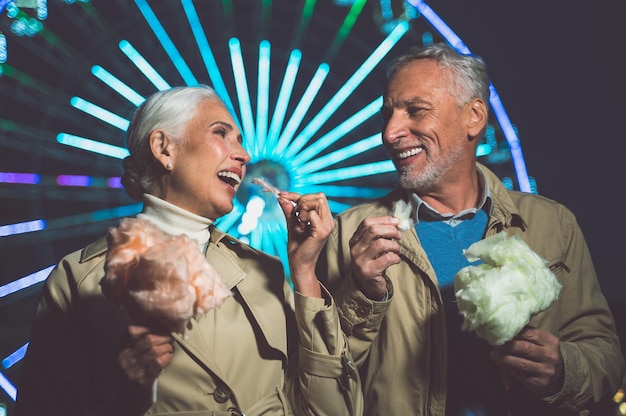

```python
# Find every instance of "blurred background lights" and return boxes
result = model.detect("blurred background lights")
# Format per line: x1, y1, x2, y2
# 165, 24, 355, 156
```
0, 33, 6, 62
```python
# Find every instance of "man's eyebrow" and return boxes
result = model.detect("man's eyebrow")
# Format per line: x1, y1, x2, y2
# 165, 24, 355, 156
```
382, 96, 430, 108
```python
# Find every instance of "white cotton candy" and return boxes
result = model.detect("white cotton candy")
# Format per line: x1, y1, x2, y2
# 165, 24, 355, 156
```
454, 232, 562, 345
392, 199, 415, 231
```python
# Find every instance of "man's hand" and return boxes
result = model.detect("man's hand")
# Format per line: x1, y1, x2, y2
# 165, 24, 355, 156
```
349, 216, 402, 300
490, 326, 564, 395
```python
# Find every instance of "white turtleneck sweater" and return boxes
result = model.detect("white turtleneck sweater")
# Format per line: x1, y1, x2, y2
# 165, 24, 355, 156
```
136, 193, 213, 253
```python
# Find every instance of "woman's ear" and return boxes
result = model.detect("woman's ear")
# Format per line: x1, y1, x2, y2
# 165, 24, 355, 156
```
467, 98, 488, 140
149, 130, 174, 171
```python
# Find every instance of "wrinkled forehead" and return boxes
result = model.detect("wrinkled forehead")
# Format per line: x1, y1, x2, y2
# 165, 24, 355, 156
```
384, 60, 455, 103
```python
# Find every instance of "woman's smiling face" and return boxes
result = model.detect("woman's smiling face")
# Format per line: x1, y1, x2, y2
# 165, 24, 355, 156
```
161, 98, 250, 220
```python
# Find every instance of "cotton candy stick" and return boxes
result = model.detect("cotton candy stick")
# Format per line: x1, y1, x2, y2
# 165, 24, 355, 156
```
252, 177, 296, 206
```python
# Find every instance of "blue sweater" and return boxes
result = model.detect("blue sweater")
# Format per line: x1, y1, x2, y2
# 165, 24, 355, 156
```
415, 209, 488, 288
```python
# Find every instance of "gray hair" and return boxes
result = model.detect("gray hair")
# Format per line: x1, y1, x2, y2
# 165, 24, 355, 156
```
387, 43, 490, 108
121, 85, 221, 200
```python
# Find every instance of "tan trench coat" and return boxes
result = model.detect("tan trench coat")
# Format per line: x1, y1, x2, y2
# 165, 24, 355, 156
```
15, 226, 362, 416
317, 164, 625, 416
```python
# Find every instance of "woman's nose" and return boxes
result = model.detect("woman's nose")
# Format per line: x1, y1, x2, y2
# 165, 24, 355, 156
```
234, 143, 251, 164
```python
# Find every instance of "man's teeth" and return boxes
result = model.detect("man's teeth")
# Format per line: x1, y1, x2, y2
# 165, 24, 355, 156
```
218, 171, 242, 184
398, 147, 423, 159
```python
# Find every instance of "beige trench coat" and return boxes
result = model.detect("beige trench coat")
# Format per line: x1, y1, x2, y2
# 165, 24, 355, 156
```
317, 164, 624, 416
15, 226, 362, 416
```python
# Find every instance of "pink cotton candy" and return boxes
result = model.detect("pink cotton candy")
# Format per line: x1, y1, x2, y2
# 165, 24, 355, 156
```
102, 217, 231, 335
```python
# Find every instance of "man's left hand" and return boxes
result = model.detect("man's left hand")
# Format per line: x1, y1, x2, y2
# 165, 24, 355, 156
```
490, 326, 564, 396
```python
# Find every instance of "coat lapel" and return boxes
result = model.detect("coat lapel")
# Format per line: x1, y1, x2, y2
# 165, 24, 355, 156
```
173, 227, 288, 386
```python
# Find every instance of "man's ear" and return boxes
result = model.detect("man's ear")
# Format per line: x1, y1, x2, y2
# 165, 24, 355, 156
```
467, 98, 488, 140
149, 130, 174, 170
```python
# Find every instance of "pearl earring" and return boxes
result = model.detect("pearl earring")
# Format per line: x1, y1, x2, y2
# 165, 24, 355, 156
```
166, 162, 172, 170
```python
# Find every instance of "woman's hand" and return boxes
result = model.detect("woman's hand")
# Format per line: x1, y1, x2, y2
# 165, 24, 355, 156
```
278, 191, 334, 298
118, 325, 175, 388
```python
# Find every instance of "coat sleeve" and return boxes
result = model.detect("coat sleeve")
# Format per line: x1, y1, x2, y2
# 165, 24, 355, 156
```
526, 204, 625, 411
284, 283, 363, 416
315, 216, 391, 368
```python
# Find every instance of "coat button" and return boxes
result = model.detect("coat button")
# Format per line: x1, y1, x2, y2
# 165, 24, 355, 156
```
213, 385, 231, 403
355, 305, 370, 318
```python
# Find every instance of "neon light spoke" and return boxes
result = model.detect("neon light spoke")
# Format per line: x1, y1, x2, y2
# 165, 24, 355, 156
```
214, 202, 245, 234
488, 85, 530, 192
0, 172, 40, 184
273, 63, 330, 156
265, 49, 302, 152
291, 97, 382, 166
298, 134, 383, 174
255, 40, 271, 160
69, 97, 130, 131
294, 160, 395, 186
326, 0, 367, 62
0, 371, 16, 401
180, 0, 238, 116
119, 40, 170, 90
0, 266, 54, 297
228, 38, 256, 154
327, 199, 351, 214
292, 184, 390, 198
57, 133, 129, 159
0, 220, 46, 237
91, 65, 145, 106
292, 0, 317, 47
134, 0, 198, 85
0, 172, 121, 188
2, 343, 28, 369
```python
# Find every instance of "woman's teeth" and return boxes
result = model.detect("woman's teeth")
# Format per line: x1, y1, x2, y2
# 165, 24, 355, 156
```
218, 171, 242, 185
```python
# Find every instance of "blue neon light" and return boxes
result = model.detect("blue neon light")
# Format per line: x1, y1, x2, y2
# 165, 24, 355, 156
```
0, 371, 16, 401
57, 133, 130, 159
0, 266, 54, 298
273, 63, 330, 156
91, 65, 145, 106
229, 38, 256, 155
255, 40, 271, 160
2, 343, 28, 369
0, 172, 40, 184
291, 97, 383, 166
298, 134, 383, 174
134, 0, 198, 85
265, 49, 302, 152
70, 96, 130, 131
295, 160, 395, 186
119, 40, 171, 91
0, 220, 46, 237
180, 0, 237, 116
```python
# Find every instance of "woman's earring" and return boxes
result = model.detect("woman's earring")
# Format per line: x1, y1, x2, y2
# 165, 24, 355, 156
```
166, 162, 172, 170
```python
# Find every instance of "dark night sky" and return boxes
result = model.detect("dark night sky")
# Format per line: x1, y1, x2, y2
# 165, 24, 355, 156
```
424, 0, 626, 306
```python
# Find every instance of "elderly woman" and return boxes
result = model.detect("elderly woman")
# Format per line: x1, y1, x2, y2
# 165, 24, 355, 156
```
15, 85, 362, 416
